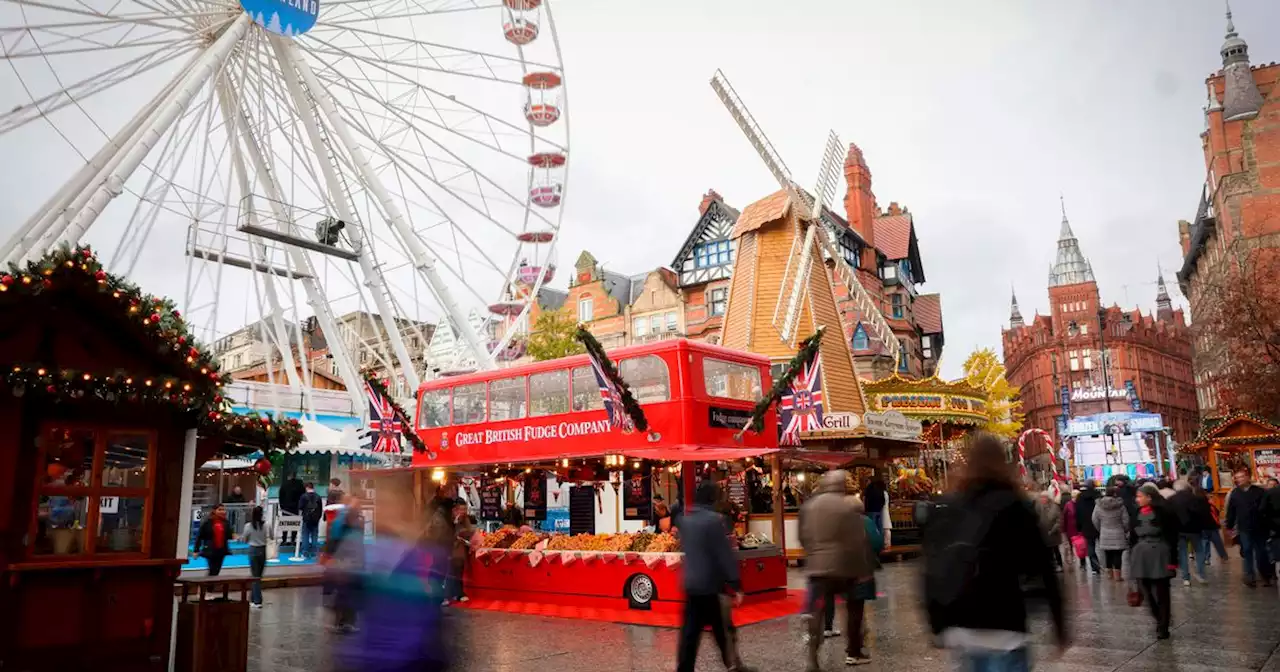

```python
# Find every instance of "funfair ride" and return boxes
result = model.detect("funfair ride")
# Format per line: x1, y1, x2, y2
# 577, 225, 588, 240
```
0, 0, 569, 418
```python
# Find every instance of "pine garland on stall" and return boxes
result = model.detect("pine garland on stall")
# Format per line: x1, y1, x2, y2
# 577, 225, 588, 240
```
2, 244, 304, 452
739, 327, 824, 435
362, 372, 427, 453
574, 326, 649, 432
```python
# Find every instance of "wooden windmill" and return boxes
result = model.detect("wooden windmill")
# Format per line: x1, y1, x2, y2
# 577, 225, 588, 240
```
710, 70, 899, 424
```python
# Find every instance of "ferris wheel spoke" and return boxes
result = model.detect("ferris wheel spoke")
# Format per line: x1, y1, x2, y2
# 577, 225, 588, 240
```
313, 0, 499, 28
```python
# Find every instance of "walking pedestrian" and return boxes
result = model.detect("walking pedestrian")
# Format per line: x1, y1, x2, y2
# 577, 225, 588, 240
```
1168, 479, 1213, 585
1075, 481, 1103, 574
1263, 481, 1280, 582
299, 482, 324, 559
674, 481, 755, 672
798, 471, 880, 669
1225, 468, 1273, 587
325, 495, 366, 632
1034, 491, 1064, 571
863, 478, 887, 533
1092, 487, 1130, 581
923, 434, 1068, 671
1202, 495, 1228, 566
193, 503, 232, 576
1063, 490, 1084, 570
243, 505, 272, 607
1130, 483, 1179, 639
447, 497, 474, 604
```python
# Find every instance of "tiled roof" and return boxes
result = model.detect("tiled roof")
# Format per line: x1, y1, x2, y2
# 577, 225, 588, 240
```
873, 214, 912, 260
915, 293, 943, 334
731, 189, 791, 238
537, 287, 567, 310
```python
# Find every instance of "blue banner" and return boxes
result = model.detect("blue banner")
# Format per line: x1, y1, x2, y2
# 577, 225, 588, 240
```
241, 0, 319, 36
1124, 380, 1141, 411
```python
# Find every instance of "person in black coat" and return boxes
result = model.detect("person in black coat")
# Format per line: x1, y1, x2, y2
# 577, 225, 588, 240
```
1168, 480, 1214, 584
1074, 481, 1102, 573
1225, 468, 1274, 587
193, 504, 232, 576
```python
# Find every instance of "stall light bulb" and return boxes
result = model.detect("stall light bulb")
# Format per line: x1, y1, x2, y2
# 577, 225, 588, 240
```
524, 467, 531, 474
797, 472, 806, 482
431, 468, 445, 483
561, 459, 569, 467
632, 461, 640, 469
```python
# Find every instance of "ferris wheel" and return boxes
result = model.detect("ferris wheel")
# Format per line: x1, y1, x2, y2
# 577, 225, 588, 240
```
0, 0, 569, 412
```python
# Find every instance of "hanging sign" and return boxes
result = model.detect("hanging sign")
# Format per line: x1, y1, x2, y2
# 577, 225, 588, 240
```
241, 0, 319, 36
523, 472, 548, 521
862, 411, 923, 440
1255, 449, 1280, 482
99, 496, 119, 514
479, 480, 502, 521
1124, 380, 1142, 411
623, 470, 651, 521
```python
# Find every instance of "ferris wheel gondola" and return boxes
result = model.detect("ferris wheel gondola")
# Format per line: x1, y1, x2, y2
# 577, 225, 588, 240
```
0, 0, 570, 410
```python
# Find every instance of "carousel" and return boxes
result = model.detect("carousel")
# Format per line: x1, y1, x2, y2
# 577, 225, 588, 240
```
861, 373, 993, 547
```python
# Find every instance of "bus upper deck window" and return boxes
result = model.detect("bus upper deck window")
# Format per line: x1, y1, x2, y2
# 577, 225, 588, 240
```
489, 376, 527, 421
452, 383, 486, 425
571, 366, 603, 412
531, 370, 570, 417
703, 357, 763, 402
418, 389, 451, 428
619, 355, 670, 403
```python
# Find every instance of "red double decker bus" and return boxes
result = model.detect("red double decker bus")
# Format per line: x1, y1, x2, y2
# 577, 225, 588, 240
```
413, 338, 777, 467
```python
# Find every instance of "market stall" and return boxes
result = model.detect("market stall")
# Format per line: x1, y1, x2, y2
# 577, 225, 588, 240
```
1178, 410, 1280, 510
392, 338, 787, 612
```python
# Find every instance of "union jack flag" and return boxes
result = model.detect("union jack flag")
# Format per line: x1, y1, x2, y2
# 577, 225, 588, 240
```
778, 352, 825, 446
587, 350, 634, 433
365, 381, 403, 453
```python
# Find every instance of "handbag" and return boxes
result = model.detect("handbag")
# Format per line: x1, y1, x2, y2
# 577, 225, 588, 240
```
1071, 535, 1087, 560
1127, 582, 1143, 607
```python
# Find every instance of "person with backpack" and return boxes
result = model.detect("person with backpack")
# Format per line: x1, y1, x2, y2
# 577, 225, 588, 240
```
923, 434, 1068, 671
299, 482, 324, 559
798, 471, 880, 668
1074, 481, 1102, 574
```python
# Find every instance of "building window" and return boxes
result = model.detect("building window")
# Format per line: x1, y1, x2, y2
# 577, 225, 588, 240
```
897, 339, 909, 373
1079, 322, 1088, 335
891, 294, 904, 319
665, 312, 677, 332
33, 428, 156, 558
881, 264, 897, 280
693, 240, 732, 268
1083, 352, 1093, 370
1069, 350, 1080, 371
649, 315, 661, 335
852, 324, 869, 351
922, 334, 933, 359
577, 297, 593, 323
633, 317, 647, 337
709, 288, 728, 316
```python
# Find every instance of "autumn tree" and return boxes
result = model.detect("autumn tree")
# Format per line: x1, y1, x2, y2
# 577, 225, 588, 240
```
1193, 245, 1280, 420
526, 310, 585, 361
962, 347, 1025, 439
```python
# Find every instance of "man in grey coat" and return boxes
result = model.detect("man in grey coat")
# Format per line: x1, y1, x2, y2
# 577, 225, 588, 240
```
800, 470, 877, 669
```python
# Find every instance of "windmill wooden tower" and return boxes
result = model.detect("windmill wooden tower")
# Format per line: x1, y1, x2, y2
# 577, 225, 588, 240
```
710, 71, 900, 432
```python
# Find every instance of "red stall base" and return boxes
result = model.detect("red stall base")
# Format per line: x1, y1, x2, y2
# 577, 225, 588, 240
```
463, 548, 788, 620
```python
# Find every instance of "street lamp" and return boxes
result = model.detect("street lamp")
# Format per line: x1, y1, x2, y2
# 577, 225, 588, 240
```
1096, 307, 1113, 414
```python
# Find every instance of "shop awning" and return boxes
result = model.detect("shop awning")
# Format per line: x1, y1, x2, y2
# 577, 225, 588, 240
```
416, 444, 776, 468
779, 450, 862, 469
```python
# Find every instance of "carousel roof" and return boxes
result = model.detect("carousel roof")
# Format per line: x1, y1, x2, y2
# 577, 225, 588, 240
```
862, 372, 986, 398
861, 373, 989, 426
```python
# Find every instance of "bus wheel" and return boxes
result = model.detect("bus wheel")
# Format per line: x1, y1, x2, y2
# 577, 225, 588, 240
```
625, 573, 656, 610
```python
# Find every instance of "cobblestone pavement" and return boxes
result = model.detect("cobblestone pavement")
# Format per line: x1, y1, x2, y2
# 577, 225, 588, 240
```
249, 559, 1280, 671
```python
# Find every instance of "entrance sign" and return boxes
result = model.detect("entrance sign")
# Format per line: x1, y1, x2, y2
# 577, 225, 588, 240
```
99, 496, 119, 514
863, 411, 923, 440
241, 0, 319, 37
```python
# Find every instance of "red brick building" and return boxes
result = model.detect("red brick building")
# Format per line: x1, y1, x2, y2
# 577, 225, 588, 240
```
1177, 8, 1280, 416
1003, 211, 1200, 450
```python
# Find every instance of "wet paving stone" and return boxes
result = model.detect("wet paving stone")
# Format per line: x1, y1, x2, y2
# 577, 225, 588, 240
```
248, 560, 1280, 671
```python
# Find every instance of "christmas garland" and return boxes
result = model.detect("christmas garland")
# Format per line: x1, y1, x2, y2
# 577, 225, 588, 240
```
4, 245, 305, 452
362, 372, 427, 453
204, 410, 305, 451
740, 327, 824, 435
574, 326, 649, 432
3, 244, 224, 387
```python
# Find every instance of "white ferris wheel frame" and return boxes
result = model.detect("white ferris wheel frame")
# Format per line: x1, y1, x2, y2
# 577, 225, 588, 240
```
0, 0, 571, 415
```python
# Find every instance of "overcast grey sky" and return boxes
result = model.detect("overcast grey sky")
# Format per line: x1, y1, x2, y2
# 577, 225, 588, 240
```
547, 0, 1279, 378
3, 0, 1277, 382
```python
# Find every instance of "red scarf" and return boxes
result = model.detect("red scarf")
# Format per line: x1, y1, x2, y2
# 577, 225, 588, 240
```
1139, 505, 1153, 515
